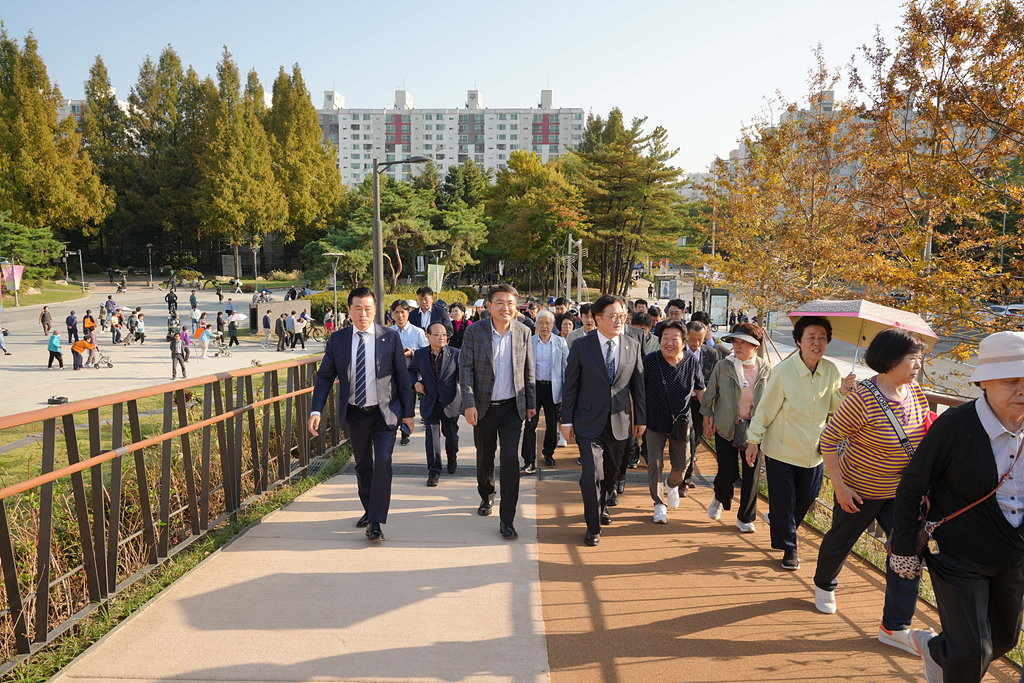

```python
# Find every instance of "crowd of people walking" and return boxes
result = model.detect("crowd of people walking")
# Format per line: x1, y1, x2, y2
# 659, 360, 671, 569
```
307, 281, 1024, 683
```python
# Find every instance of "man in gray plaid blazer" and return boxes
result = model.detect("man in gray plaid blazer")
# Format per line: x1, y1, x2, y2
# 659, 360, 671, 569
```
460, 284, 536, 539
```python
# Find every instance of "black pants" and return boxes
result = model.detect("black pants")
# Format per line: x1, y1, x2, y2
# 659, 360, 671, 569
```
48, 351, 63, 368
686, 396, 703, 484
522, 381, 558, 464
229, 334, 239, 347
813, 495, 920, 631
578, 419, 629, 535
291, 333, 304, 349
925, 551, 1024, 683
765, 456, 823, 555
171, 353, 187, 378
713, 434, 762, 524
346, 406, 397, 523
474, 400, 523, 525
277, 333, 287, 351
67, 326, 78, 344
424, 410, 459, 474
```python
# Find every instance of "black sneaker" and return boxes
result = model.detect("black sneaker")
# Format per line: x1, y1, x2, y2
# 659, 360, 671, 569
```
447, 456, 457, 474
543, 456, 555, 467
520, 462, 537, 475
400, 433, 410, 446
426, 472, 440, 487
782, 550, 800, 570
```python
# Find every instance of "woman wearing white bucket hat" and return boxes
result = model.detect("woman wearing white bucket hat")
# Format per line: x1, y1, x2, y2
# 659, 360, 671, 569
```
892, 331, 1024, 683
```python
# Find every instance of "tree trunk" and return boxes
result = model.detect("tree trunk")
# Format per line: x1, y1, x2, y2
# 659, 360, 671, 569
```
233, 242, 241, 280
600, 242, 608, 293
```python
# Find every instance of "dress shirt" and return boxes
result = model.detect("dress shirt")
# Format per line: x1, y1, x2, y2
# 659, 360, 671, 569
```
310, 324, 379, 417
535, 335, 554, 381
975, 394, 1024, 527
392, 322, 428, 352
597, 330, 621, 377
419, 307, 431, 330
430, 348, 443, 378
490, 322, 515, 401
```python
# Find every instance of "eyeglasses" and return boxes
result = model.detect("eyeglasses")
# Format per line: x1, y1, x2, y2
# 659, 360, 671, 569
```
490, 300, 517, 309
599, 314, 629, 322
430, 332, 448, 339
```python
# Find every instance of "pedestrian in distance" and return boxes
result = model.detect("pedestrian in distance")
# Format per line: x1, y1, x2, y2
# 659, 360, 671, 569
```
0, 319, 9, 356
409, 321, 462, 486
291, 315, 306, 350
286, 311, 296, 348
324, 308, 335, 335
391, 300, 428, 446
170, 331, 187, 380
225, 298, 235, 316
308, 287, 415, 542
216, 311, 226, 335
228, 318, 240, 347
189, 290, 198, 309
566, 303, 596, 347
108, 267, 114, 284
702, 323, 772, 532
39, 306, 52, 335
648, 283, 655, 299
275, 313, 288, 351
448, 302, 471, 349
522, 309, 568, 471
459, 284, 537, 540
180, 326, 192, 361
110, 311, 122, 344
744, 315, 856, 570
813, 328, 929, 653
70, 338, 95, 370
190, 304, 201, 335
83, 310, 96, 339
683, 320, 726, 488
135, 313, 146, 344
216, 283, 223, 303
262, 310, 273, 347
98, 305, 108, 332
66, 310, 79, 344
47, 330, 63, 368
560, 294, 646, 547
234, 279, 243, 294
643, 320, 705, 524
165, 289, 178, 314
197, 325, 214, 358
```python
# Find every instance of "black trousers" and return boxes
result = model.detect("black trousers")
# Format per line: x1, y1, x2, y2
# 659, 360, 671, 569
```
578, 419, 629, 535
291, 333, 305, 349
67, 326, 78, 344
713, 434, 762, 524
475, 400, 523, 525
229, 334, 239, 347
522, 381, 558, 464
425, 413, 459, 474
686, 396, 702, 484
48, 351, 63, 368
346, 406, 398, 523
765, 456, 823, 555
926, 551, 1024, 683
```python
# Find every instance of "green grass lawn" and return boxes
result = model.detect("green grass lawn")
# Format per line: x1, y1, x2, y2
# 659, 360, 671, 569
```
1, 284, 90, 308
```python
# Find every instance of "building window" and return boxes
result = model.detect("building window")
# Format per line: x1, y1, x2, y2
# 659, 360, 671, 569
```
572, 134, 581, 140
458, 124, 468, 133
424, 144, 433, 150
436, 124, 445, 130
386, 154, 395, 161
510, 114, 518, 120
549, 145, 559, 153
573, 124, 582, 130
497, 144, 506, 150
458, 144, 468, 153
511, 134, 518, 140
351, 124, 360, 130
386, 144, 395, 152
474, 154, 484, 163
436, 153, 445, 160
352, 144, 360, 150
497, 134, 505, 140
425, 114, 433, 120
475, 114, 483, 121
533, 145, 541, 152
401, 124, 411, 132
424, 134, 433, 140
574, 113, 582, 120
403, 174, 410, 181
497, 124, 506, 130
351, 163, 360, 169
425, 124, 432, 130
386, 114, 394, 122
474, 125, 484, 133
511, 144, 519, 150
498, 154, 505, 160
533, 114, 543, 122
437, 144, 444, 150
533, 135, 543, 143
364, 143, 373, 150
458, 154, 468, 163
386, 135, 395, 143
475, 143, 484, 153
459, 135, 468, 143
510, 124, 518, 131
364, 135, 371, 140
363, 114, 371, 120
459, 114, 468, 122
402, 144, 411, 152
498, 113, 506, 120
351, 134, 359, 140
402, 136, 410, 143
353, 173, 359, 179
550, 114, 559, 122
549, 136, 559, 144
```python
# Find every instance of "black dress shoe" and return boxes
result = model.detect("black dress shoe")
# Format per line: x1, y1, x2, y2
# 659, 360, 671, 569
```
616, 480, 626, 495
356, 513, 370, 528
608, 492, 618, 507
520, 462, 536, 475
584, 531, 600, 546
366, 522, 384, 541
544, 456, 555, 467
426, 472, 440, 487
600, 512, 612, 526
500, 522, 518, 539
447, 456, 457, 474
400, 433, 410, 446
627, 457, 639, 469
478, 501, 493, 516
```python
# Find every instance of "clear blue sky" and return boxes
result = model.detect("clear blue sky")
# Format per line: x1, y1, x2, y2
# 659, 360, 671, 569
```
3, 0, 906, 173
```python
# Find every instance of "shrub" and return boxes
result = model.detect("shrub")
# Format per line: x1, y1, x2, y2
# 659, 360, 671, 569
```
266, 269, 303, 282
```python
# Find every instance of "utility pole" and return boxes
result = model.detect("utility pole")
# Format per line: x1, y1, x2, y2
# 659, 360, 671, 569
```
566, 234, 574, 301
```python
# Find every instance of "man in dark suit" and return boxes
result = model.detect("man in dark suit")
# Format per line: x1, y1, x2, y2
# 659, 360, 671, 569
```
460, 284, 536, 540
308, 287, 415, 542
409, 286, 454, 337
685, 320, 724, 488
409, 321, 462, 487
561, 294, 646, 546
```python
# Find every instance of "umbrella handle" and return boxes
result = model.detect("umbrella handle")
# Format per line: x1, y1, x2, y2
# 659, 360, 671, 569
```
851, 345, 861, 374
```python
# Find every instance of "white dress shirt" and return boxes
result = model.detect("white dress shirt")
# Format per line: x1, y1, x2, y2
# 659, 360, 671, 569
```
975, 394, 1024, 527
564, 331, 621, 429
419, 306, 431, 330
311, 324, 378, 417
535, 335, 554, 381
490, 322, 515, 401
392, 322, 428, 352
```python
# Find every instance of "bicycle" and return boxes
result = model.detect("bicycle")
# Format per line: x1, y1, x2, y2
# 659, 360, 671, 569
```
306, 321, 324, 343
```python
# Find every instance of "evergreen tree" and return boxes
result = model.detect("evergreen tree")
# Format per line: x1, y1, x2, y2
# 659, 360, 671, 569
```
0, 30, 112, 234
0, 210, 64, 280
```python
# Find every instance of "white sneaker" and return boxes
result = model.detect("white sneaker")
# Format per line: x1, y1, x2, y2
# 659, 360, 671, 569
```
910, 629, 943, 682
707, 498, 723, 520
814, 587, 837, 614
666, 483, 680, 509
653, 504, 668, 524
556, 435, 568, 448
878, 623, 933, 656
735, 519, 755, 533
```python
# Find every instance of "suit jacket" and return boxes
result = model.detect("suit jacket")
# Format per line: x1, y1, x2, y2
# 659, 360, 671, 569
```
693, 344, 724, 387
310, 324, 415, 430
532, 333, 570, 403
408, 345, 462, 419
459, 319, 536, 420
561, 331, 646, 441
566, 326, 590, 347
409, 304, 454, 337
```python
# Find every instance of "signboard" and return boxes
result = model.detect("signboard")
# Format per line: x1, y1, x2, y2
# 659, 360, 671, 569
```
709, 294, 729, 327
1, 264, 23, 292
657, 276, 676, 300
427, 264, 445, 293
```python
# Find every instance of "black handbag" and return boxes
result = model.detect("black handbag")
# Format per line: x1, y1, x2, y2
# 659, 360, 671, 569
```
657, 356, 690, 442
732, 418, 751, 449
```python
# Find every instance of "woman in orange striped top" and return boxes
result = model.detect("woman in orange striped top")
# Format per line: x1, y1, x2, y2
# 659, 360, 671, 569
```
814, 328, 932, 656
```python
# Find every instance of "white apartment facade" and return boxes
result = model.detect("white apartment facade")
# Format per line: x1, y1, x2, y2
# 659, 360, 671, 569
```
57, 86, 130, 126
318, 89, 585, 185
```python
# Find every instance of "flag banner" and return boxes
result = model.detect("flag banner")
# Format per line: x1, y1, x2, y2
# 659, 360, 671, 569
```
427, 264, 445, 293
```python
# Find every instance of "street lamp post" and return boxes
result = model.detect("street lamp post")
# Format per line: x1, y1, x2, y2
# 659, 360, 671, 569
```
323, 251, 345, 329
65, 250, 86, 293
372, 156, 431, 324
146, 243, 154, 289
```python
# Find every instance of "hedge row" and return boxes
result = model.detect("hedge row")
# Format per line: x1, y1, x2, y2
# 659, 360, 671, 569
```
306, 287, 470, 320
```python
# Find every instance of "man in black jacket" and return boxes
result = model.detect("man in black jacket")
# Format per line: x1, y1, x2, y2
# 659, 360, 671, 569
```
409, 286, 454, 337
274, 313, 288, 352
409, 322, 462, 486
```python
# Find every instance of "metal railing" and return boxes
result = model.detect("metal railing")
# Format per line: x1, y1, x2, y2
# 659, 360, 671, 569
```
0, 357, 343, 670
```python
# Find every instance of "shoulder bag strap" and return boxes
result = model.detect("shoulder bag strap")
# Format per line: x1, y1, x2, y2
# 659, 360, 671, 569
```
657, 356, 683, 422
861, 379, 916, 459
928, 433, 1024, 532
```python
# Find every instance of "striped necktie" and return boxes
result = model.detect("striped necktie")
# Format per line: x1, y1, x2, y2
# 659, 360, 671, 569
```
605, 340, 616, 383
354, 331, 367, 407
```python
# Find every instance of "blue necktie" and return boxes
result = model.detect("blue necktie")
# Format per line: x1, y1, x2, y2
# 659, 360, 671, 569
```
354, 331, 367, 407
605, 340, 616, 383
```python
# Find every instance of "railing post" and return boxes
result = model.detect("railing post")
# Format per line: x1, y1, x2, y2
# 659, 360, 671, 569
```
87, 408, 109, 597
106, 403, 124, 593
245, 375, 260, 494
175, 390, 201, 535
127, 400, 158, 565
0, 501, 28, 654
261, 371, 272, 492
285, 367, 295, 478
62, 414, 101, 603
200, 383, 213, 529
214, 379, 233, 514
159, 393, 173, 558
273, 371, 286, 482
33, 418, 56, 643
234, 378, 244, 507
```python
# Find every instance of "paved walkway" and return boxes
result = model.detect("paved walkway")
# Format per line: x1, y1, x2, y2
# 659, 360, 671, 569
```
50, 409, 1021, 683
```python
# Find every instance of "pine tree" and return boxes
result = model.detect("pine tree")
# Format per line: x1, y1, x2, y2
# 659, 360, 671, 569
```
0, 30, 112, 234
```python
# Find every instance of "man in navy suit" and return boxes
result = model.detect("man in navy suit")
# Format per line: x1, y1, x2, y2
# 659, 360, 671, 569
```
408, 321, 462, 487
409, 286, 454, 337
309, 287, 415, 542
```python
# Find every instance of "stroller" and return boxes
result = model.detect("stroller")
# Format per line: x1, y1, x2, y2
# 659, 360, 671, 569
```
92, 353, 114, 369
166, 315, 182, 342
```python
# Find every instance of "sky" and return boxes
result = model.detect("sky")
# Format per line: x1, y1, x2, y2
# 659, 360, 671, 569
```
3, 0, 908, 173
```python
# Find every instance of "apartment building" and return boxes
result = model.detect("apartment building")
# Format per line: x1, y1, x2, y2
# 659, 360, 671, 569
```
57, 86, 130, 125
318, 89, 585, 186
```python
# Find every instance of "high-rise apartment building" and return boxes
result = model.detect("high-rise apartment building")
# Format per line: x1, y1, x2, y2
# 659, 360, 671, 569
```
57, 85, 130, 125
318, 89, 585, 186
